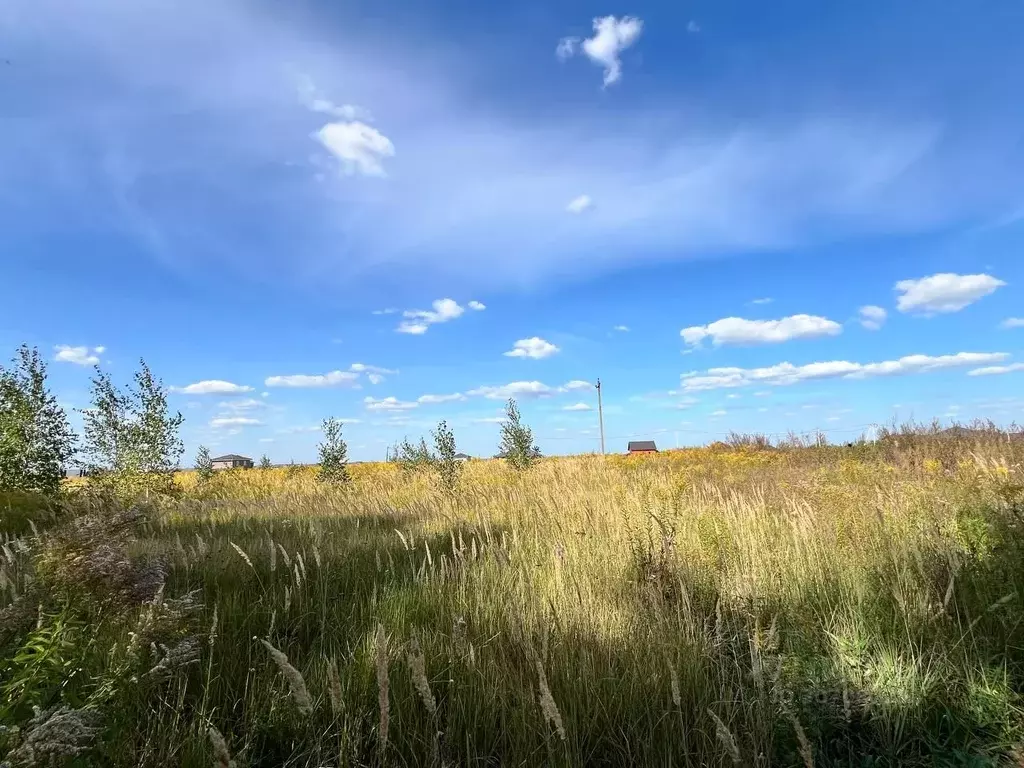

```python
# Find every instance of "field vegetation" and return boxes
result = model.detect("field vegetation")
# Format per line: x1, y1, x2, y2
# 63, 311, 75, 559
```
2, 347, 1024, 766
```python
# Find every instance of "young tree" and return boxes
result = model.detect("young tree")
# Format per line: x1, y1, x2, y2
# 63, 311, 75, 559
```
395, 436, 435, 472
432, 419, 461, 494
497, 398, 540, 471
259, 454, 272, 470
0, 345, 77, 495
194, 444, 213, 484
317, 417, 350, 485
80, 359, 184, 498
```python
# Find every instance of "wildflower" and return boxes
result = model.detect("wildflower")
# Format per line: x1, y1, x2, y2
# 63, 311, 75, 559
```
535, 656, 566, 741
708, 709, 741, 765
406, 638, 436, 714
207, 725, 236, 768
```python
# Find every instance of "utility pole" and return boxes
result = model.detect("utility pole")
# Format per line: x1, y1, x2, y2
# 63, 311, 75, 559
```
596, 378, 606, 455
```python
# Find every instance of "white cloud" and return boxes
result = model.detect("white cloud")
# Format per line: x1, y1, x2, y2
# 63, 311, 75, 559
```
397, 298, 467, 334
258, 437, 276, 443
710, 410, 727, 417
858, 305, 888, 331
373, 308, 398, 315
566, 194, 593, 214
555, 37, 578, 60
210, 416, 263, 428
681, 351, 1009, 391
363, 396, 418, 411
614, 325, 629, 332
218, 398, 266, 411
563, 402, 592, 411
967, 362, 1024, 376
895, 273, 1006, 314
468, 300, 486, 311
264, 371, 359, 388
368, 374, 384, 385
562, 380, 592, 391
687, 20, 701, 33
1000, 318, 1024, 329
315, 121, 395, 177
172, 380, 254, 395
473, 416, 507, 424
561, 15, 644, 87
417, 393, 467, 404
468, 381, 556, 400
750, 298, 774, 305
54, 345, 104, 366
349, 363, 397, 374
504, 337, 561, 359
680, 314, 842, 347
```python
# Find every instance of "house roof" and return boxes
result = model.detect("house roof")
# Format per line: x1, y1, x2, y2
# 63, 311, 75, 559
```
211, 454, 252, 462
454, 453, 472, 459
627, 441, 658, 452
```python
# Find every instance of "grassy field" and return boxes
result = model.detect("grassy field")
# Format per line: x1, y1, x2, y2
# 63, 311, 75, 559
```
3, 428, 1024, 766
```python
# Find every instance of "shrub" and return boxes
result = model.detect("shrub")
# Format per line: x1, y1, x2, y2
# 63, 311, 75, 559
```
497, 398, 540, 470
432, 420, 461, 494
317, 417, 350, 485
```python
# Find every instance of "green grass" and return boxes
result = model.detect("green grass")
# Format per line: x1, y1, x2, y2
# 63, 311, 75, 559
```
3, 433, 1024, 766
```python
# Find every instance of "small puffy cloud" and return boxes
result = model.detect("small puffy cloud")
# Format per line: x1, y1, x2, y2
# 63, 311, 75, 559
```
566, 194, 593, 214
54, 345, 104, 366
210, 416, 262, 428
895, 273, 1006, 314
397, 298, 468, 334
858, 305, 888, 331
681, 314, 842, 347
417, 393, 467, 404
315, 121, 395, 177
468, 300, 486, 311
710, 410, 728, 417
561, 16, 643, 86
264, 371, 359, 388
687, 20, 701, 33
367, 374, 384, 385
614, 325, 629, 332
1000, 318, 1024, 329
562, 380, 592, 391
563, 402, 592, 411
172, 380, 254, 395
504, 337, 561, 359
967, 362, 1024, 376
363, 396, 418, 411
681, 351, 1009, 392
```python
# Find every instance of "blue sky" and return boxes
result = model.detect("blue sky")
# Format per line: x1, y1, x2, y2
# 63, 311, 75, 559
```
2, 0, 1024, 462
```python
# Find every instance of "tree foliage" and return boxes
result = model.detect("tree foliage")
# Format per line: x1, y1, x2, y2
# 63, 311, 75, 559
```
194, 445, 213, 484
80, 360, 184, 499
497, 398, 540, 470
432, 420, 461, 494
394, 437, 435, 472
317, 417, 350, 485
259, 454, 272, 470
0, 345, 77, 496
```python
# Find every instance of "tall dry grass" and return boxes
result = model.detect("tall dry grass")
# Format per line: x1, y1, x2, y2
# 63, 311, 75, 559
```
3, 428, 1024, 766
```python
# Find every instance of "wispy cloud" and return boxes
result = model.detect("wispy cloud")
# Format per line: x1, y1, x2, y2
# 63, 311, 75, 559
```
467, 379, 591, 400
895, 273, 1005, 314
967, 362, 1024, 376
1000, 317, 1024, 329
613, 325, 629, 332
210, 416, 263, 428
749, 297, 773, 306
566, 194, 593, 214
681, 314, 842, 347
417, 393, 467, 404
559, 16, 644, 87
563, 402, 592, 411
504, 337, 560, 359
681, 352, 1008, 391
858, 305, 887, 331
172, 380, 254, 395
363, 396, 418, 411
265, 371, 359, 388
217, 398, 267, 411
54, 345, 105, 366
